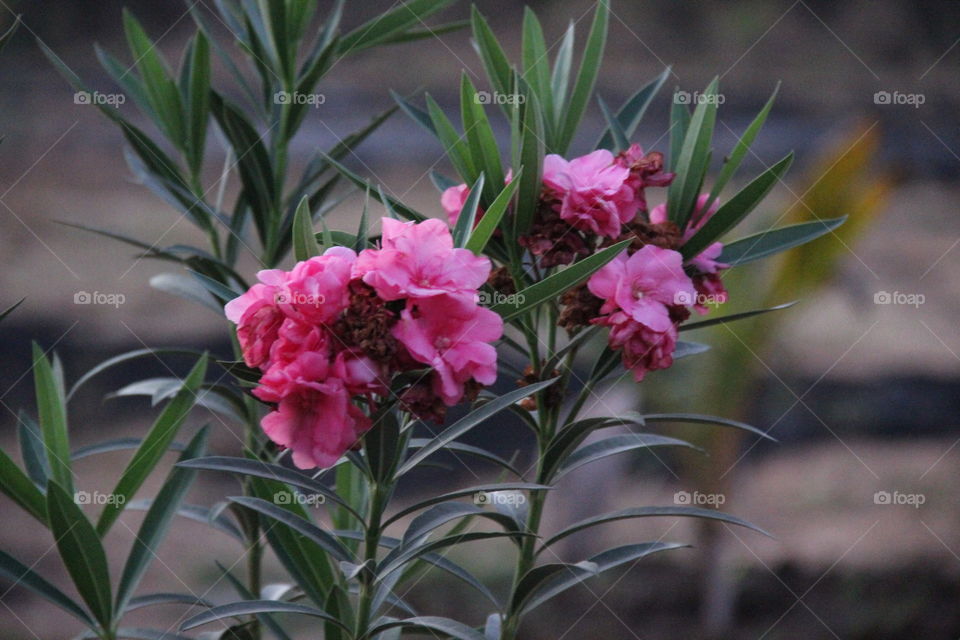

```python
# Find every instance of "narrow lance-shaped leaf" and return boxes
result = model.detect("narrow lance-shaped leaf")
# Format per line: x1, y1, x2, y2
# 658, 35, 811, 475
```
452, 174, 484, 248
46, 482, 113, 629
595, 67, 670, 150
292, 195, 321, 261
32, 342, 73, 493
0, 443, 48, 524
681, 152, 794, 259
465, 168, 522, 256
98, 356, 207, 535
718, 216, 847, 266
493, 240, 630, 321
115, 427, 210, 614
18, 410, 49, 490
181, 601, 349, 632
668, 77, 719, 225
0, 548, 94, 626
679, 300, 797, 332
557, 1, 609, 153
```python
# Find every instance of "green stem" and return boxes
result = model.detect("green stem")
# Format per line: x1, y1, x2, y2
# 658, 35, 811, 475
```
356, 481, 387, 637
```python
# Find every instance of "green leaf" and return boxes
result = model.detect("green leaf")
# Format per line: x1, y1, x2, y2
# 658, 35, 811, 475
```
557, 0, 608, 153
18, 411, 49, 490
704, 83, 779, 211
182, 31, 211, 177
150, 272, 222, 313
377, 531, 532, 581
0, 548, 94, 626
369, 616, 487, 640
541, 506, 770, 550
125, 593, 212, 612
98, 356, 207, 535
519, 542, 688, 614
643, 413, 776, 441
400, 503, 521, 547
426, 93, 477, 182
407, 439, 524, 477
718, 216, 847, 266
0, 443, 48, 524
181, 601, 348, 632
452, 174, 484, 248
123, 10, 184, 148
668, 77, 719, 225
470, 7, 512, 99
550, 22, 575, 124
514, 88, 544, 236
595, 67, 670, 150
520, 7, 553, 136
292, 195, 321, 261
681, 152, 794, 259
384, 482, 549, 527
397, 379, 557, 476
460, 73, 505, 201
229, 496, 353, 563
596, 95, 628, 152
668, 95, 690, 172
67, 348, 204, 402
32, 343, 72, 493
337, 0, 456, 53
0, 297, 24, 322
679, 300, 797, 332
217, 562, 295, 640
46, 482, 113, 629
323, 155, 426, 222
555, 433, 699, 479
177, 456, 363, 522
465, 169, 522, 255
116, 427, 209, 614
493, 240, 630, 321
365, 409, 401, 482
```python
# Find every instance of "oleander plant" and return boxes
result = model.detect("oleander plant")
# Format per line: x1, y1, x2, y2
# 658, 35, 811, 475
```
0, 1, 847, 639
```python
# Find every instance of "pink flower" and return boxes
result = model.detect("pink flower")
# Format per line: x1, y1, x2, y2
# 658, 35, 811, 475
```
392, 296, 502, 405
598, 311, 678, 382
615, 144, 674, 212
441, 184, 472, 227
225, 271, 289, 368
543, 150, 639, 237
355, 218, 490, 304
441, 170, 512, 228
649, 194, 728, 274
261, 381, 371, 469
276, 247, 356, 325
587, 245, 695, 332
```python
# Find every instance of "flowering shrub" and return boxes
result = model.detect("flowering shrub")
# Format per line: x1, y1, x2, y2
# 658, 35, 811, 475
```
0, 2, 850, 640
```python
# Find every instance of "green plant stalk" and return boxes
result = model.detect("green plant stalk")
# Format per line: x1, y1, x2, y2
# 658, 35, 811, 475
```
356, 480, 389, 637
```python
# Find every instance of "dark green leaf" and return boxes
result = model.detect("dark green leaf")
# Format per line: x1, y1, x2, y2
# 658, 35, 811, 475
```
643, 413, 776, 441
32, 343, 72, 493
719, 217, 847, 266
555, 433, 699, 479
595, 67, 670, 150
679, 301, 797, 332
557, 1, 608, 153
0, 548, 93, 625
292, 195, 321, 261
181, 601, 348, 632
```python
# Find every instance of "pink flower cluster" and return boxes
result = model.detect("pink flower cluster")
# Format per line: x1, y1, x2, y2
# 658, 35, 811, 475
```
226, 219, 502, 469
588, 245, 695, 381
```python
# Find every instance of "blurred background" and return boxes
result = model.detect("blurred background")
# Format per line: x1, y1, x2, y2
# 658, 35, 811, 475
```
0, 0, 958, 638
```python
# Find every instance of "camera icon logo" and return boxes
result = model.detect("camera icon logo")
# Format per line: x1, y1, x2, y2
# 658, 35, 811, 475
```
873, 490, 891, 505
674, 291, 694, 305
873, 291, 892, 304
74, 91, 92, 105
873, 91, 891, 105
673, 491, 692, 505
275, 492, 292, 505
274, 91, 292, 104
473, 491, 491, 505
674, 91, 691, 104
74, 291, 92, 304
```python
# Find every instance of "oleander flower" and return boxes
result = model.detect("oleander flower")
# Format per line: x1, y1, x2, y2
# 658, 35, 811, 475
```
597, 311, 679, 382
393, 295, 502, 405
441, 170, 513, 227
542, 149, 638, 237
587, 245, 695, 332
355, 218, 490, 305
225, 217, 502, 469
615, 144, 675, 213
